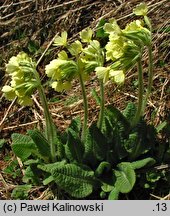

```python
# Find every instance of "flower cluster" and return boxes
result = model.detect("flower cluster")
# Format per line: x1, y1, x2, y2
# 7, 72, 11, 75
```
45, 28, 104, 92
2, 3, 151, 105
45, 54, 77, 92
2, 52, 37, 106
95, 3, 151, 84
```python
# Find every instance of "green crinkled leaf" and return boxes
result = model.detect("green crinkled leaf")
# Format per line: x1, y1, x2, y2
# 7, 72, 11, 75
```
12, 133, 37, 161
131, 157, 156, 170
146, 171, 162, 183
43, 176, 55, 185
24, 159, 40, 166
27, 130, 50, 160
91, 88, 101, 105
124, 121, 154, 160
65, 128, 84, 163
54, 135, 65, 160
114, 162, 136, 193
69, 117, 81, 134
38, 161, 66, 173
124, 132, 138, 154
101, 183, 114, 193
108, 187, 120, 200
95, 161, 111, 177
102, 116, 114, 143
51, 163, 95, 198
106, 106, 130, 129
123, 102, 136, 122
103, 107, 128, 162
11, 185, 32, 199
23, 165, 41, 185
84, 124, 108, 164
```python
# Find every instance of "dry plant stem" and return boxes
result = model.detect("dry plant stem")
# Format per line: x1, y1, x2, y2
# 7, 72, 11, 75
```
2, 120, 41, 131
0, 96, 17, 129
36, 33, 59, 67
33, 69, 56, 162
98, 81, 105, 130
41, 0, 81, 12
132, 59, 144, 127
0, 0, 33, 9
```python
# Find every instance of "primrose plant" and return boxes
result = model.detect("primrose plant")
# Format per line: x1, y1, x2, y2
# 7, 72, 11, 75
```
45, 28, 105, 142
97, 2, 153, 127
2, 52, 57, 162
1, 3, 157, 199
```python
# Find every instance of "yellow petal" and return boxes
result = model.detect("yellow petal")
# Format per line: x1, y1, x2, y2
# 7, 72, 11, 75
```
45, 59, 66, 80
95, 67, 110, 83
53, 31, 67, 46
68, 40, 82, 56
58, 50, 68, 60
51, 81, 63, 92
2, 85, 16, 100
133, 3, 148, 16
17, 96, 33, 106
80, 27, 93, 43
109, 70, 125, 84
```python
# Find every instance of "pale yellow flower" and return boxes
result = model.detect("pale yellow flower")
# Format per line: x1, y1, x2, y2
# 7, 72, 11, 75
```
109, 70, 125, 84
133, 3, 148, 16
53, 31, 67, 47
105, 36, 125, 61
95, 66, 110, 83
45, 59, 65, 80
51, 81, 62, 92
80, 27, 93, 43
2, 85, 16, 100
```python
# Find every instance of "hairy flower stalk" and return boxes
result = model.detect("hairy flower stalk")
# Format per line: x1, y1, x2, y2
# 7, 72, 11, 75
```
33, 69, 56, 162
46, 29, 96, 143
142, 44, 153, 114
98, 80, 105, 130
80, 29, 106, 135
132, 58, 144, 127
77, 66, 88, 142
146, 45, 153, 101
132, 3, 153, 124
